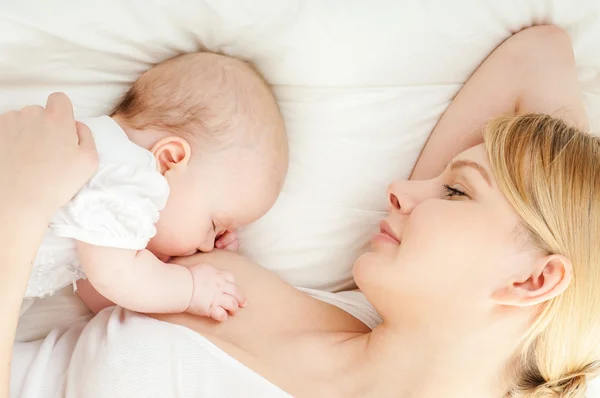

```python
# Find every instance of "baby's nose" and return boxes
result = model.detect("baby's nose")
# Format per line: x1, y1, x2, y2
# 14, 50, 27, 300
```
198, 239, 215, 253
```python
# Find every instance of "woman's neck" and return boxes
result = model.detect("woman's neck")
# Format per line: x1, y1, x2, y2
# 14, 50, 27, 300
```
331, 317, 523, 398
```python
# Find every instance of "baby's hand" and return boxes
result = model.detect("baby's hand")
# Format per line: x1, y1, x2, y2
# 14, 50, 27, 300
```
186, 263, 246, 321
215, 230, 239, 252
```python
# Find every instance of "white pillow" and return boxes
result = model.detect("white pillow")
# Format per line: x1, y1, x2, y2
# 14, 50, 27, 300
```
1, 0, 600, 294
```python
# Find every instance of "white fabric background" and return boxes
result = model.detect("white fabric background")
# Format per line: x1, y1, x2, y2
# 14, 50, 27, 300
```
2, 1, 600, 394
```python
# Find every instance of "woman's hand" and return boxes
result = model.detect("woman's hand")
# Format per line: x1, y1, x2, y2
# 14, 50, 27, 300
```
0, 92, 98, 398
0, 92, 98, 219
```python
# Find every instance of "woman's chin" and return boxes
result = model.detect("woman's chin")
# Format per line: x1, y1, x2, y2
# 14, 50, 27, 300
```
353, 251, 379, 281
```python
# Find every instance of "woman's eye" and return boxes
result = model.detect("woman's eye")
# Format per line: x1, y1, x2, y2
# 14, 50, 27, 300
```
443, 184, 467, 198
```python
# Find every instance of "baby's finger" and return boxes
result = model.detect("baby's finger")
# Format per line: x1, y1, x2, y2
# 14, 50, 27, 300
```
217, 294, 239, 315
219, 270, 235, 284
46, 92, 74, 121
223, 238, 239, 252
223, 282, 247, 308
215, 230, 237, 249
210, 306, 228, 322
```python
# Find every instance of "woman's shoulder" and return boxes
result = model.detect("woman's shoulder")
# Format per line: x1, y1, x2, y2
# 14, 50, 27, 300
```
173, 250, 278, 282
189, 249, 254, 265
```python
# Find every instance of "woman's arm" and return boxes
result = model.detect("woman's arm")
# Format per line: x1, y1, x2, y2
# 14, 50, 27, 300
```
0, 93, 97, 398
411, 25, 587, 180
0, 208, 53, 397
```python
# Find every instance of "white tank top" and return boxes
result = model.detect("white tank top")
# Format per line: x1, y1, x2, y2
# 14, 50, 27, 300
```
12, 289, 381, 398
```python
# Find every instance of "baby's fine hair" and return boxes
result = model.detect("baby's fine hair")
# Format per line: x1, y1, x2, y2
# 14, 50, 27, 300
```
111, 52, 286, 154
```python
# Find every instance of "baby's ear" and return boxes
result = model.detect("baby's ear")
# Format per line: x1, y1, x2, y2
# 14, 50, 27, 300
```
151, 137, 191, 174
491, 254, 572, 307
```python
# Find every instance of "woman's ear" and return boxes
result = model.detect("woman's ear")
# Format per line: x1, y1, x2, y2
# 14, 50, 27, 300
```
492, 254, 573, 307
151, 136, 191, 175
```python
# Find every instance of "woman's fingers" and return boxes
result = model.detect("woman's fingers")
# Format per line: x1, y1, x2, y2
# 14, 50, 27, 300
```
45, 92, 74, 121
20, 105, 45, 118
0, 92, 98, 214
75, 121, 98, 167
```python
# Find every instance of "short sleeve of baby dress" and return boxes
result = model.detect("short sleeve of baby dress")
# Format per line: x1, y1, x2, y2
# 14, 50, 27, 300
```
50, 116, 170, 250
24, 116, 170, 301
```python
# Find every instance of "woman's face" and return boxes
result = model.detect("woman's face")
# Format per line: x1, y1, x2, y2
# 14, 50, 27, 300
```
354, 144, 542, 323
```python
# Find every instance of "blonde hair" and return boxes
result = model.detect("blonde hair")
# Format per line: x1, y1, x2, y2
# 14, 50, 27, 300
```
484, 114, 600, 398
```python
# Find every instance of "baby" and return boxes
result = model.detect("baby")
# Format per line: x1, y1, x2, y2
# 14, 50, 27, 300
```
23, 52, 287, 321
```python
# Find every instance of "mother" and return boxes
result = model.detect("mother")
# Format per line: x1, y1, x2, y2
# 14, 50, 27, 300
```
4, 26, 600, 398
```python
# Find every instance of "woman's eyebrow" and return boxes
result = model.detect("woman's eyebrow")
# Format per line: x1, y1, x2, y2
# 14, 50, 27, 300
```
449, 159, 492, 186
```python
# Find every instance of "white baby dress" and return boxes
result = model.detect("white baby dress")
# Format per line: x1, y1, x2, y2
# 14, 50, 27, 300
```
24, 116, 170, 301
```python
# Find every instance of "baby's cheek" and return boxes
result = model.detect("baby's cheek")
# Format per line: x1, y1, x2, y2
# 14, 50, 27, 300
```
155, 232, 195, 256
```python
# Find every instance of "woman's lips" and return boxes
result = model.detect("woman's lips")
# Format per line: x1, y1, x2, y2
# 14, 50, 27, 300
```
373, 220, 401, 245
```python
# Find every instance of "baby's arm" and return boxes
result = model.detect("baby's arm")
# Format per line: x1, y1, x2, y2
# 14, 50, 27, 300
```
76, 279, 116, 313
76, 233, 240, 313
77, 243, 246, 320
77, 243, 192, 313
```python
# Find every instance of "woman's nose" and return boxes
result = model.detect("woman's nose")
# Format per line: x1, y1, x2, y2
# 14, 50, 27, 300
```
387, 180, 430, 214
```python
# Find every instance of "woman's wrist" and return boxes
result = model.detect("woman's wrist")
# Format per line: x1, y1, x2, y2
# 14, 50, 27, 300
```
0, 202, 50, 298
0, 199, 54, 244
4, 188, 60, 225
0, 201, 52, 398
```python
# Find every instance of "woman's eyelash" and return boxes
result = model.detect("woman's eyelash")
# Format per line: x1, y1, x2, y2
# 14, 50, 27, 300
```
443, 184, 466, 198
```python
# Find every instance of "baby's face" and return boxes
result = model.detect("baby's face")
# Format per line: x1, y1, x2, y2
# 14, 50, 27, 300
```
146, 157, 279, 261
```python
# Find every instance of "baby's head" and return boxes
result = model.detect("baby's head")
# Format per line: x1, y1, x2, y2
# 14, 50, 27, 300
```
112, 52, 287, 259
